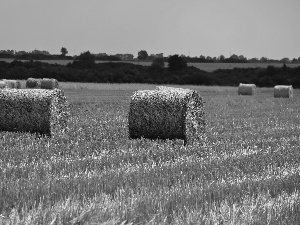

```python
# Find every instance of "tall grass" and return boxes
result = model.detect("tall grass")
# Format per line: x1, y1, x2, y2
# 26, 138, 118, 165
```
0, 85, 300, 224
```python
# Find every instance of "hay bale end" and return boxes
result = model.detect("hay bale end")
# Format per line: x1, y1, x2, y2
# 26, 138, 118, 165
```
0, 88, 70, 136
274, 85, 293, 98
26, 78, 42, 89
238, 83, 256, 95
128, 86, 205, 145
41, 78, 59, 89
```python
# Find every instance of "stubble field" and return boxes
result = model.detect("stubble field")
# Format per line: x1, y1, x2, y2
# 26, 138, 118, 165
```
1, 83, 300, 224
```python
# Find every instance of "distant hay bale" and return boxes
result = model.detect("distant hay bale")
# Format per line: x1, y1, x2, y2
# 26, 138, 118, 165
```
156, 86, 187, 92
2, 79, 21, 89
0, 88, 70, 136
0, 81, 8, 89
128, 86, 205, 145
238, 83, 256, 95
26, 78, 42, 89
41, 78, 59, 89
274, 85, 293, 98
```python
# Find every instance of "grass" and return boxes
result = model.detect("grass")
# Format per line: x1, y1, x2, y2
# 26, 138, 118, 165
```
1, 83, 300, 224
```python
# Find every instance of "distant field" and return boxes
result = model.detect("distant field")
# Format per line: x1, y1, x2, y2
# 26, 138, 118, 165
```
1, 58, 299, 72
1, 83, 300, 224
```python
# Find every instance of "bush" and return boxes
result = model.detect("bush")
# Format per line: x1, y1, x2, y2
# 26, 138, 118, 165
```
151, 58, 165, 69
168, 55, 187, 71
72, 51, 95, 68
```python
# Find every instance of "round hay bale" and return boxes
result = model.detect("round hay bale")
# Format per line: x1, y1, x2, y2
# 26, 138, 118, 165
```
41, 78, 59, 89
53, 79, 59, 88
238, 83, 256, 95
2, 79, 21, 89
0, 81, 8, 89
274, 85, 293, 98
0, 88, 70, 136
128, 86, 205, 145
26, 78, 42, 89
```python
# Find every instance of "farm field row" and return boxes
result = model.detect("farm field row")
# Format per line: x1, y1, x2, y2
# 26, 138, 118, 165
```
1, 83, 300, 224
1, 58, 300, 72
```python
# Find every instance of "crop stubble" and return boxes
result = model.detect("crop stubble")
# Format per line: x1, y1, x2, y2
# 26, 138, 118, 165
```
0, 84, 300, 224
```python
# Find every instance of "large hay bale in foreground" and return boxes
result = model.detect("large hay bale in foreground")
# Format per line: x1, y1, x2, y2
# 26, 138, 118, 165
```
41, 78, 59, 89
3, 79, 21, 89
0, 81, 7, 89
274, 85, 293, 98
0, 89, 69, 136
128, 86, 205, 144
26, 78, 42, 88
238, 83, 256, 95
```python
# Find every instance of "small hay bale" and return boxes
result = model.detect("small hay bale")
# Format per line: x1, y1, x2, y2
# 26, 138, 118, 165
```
41, 78, 59, 89
2, 79, 21, 89
26, 78, 42, 89
156, 85, 187, 92
238, 83, 256, 95
0, 88, 70, 136
128, 86, 205, 145
274, 85, 293, 98
0, 81, 8, 89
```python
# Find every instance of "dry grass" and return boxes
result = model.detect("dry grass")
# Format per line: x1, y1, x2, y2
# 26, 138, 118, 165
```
0, 84, 300, 224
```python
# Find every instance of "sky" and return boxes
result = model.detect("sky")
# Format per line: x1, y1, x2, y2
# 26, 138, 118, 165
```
1, 0, 300, 60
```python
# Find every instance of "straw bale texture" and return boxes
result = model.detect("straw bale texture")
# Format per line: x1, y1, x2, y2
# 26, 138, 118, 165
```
26, 78, 42, 88
238, 83, 256, 95
274, 85, 293, 98
3, 79, 21, 89
0, 88, 69, 136
41, 78, 59, 89
128, 86, 205, 144
0, 81, 7, 89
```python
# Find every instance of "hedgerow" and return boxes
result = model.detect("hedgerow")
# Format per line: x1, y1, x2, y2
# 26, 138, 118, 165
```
0, 60, 300, 87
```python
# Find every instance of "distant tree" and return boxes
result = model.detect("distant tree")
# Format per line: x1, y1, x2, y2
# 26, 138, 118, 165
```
147, 54, 156, 60
219, 55, 225, 61
151, 57, 165, 68
138, 50, 148, 60
73, 51, 95, 68
168, 55, 187, 70
280, 58, 290, 63
239, 55, 247, 61
249, 58, 259, 62
61, 47, 68, 56
198, 55, 206, 62
230, 54, 239, 60
260, 57, 268, 62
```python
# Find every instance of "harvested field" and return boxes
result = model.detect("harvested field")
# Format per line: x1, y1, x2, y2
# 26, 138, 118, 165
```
1, 83, 300, 224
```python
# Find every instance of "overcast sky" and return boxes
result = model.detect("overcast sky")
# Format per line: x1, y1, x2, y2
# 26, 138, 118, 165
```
1, 0, 299, 59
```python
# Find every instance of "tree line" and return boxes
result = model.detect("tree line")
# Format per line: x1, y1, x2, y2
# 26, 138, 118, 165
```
1, 48, 300, 64
0, 52, 300, 88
